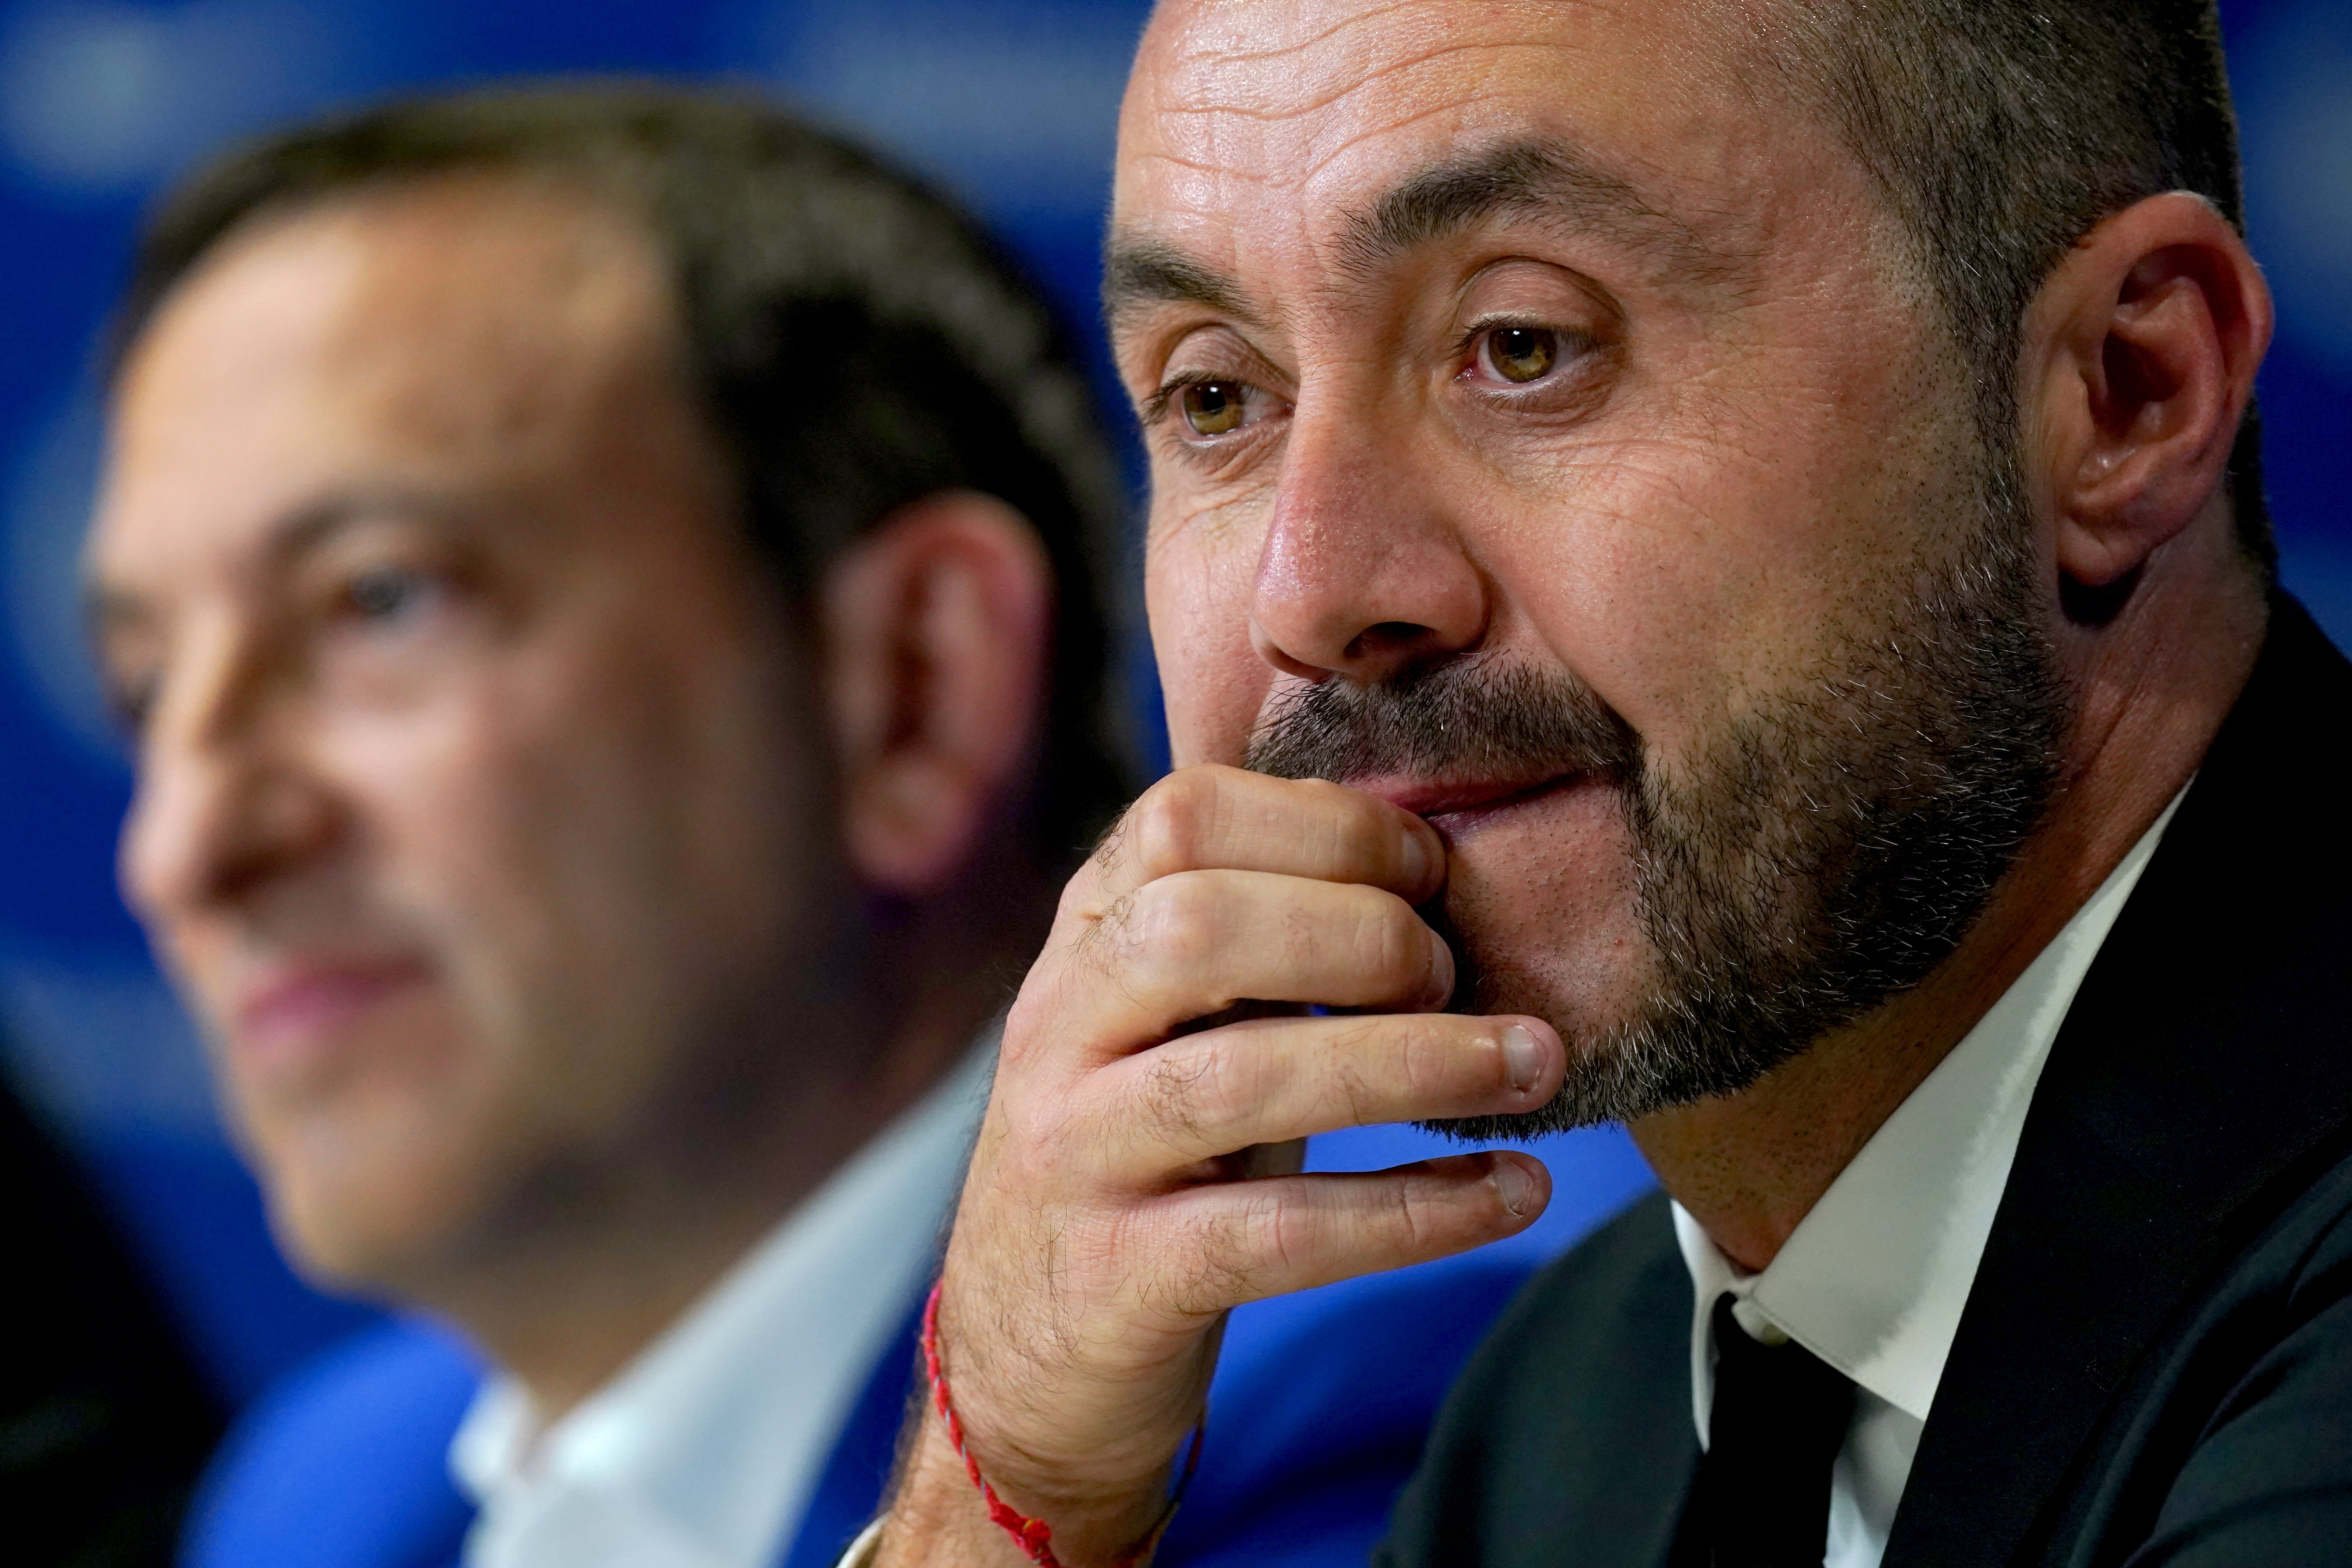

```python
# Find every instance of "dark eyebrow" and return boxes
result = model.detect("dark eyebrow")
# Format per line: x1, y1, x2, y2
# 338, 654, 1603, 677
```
1102, 239, 1259, 335
1103, 137, 1734, 336
1339, 140, 1725, 286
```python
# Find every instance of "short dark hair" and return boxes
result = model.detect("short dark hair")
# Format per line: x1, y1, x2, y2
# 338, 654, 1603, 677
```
114, 82, 1135, 869
1780, 0, 2272, 572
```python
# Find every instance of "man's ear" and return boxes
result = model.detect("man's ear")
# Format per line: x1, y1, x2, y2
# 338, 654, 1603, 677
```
819, 491, 1052, 898
2025, 191, 2272, 593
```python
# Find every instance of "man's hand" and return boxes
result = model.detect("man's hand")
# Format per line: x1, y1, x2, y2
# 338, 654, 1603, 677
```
873, 766, 1565, 1566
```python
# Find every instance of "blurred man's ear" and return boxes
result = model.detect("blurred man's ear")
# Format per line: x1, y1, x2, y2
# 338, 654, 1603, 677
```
819, 491, 1053, 896
2025, 190, 2272, 593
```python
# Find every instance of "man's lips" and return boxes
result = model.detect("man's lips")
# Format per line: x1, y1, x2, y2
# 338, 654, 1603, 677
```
1350, 771, 1584, 824
232, 957, 434, 1059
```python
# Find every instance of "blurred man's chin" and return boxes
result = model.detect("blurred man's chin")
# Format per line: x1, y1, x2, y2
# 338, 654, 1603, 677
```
250, 1118, 497, 1295
267, 1183, 445, 1294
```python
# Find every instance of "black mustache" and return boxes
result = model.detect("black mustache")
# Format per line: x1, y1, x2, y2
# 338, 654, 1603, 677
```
1243, 659, 1639, 788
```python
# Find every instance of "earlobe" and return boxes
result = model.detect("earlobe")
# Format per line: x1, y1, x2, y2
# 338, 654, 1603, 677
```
2033, 192, 2272, 595
819, 492, 1052, 897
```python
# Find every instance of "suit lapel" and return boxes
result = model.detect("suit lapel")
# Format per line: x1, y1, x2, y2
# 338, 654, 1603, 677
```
1884, 597, 2352, 1567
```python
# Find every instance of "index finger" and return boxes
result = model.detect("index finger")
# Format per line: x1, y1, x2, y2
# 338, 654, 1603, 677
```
1069, 765, 1445, 916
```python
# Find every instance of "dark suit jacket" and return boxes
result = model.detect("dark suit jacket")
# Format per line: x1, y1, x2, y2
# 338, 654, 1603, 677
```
1380, 594, 2352, 1568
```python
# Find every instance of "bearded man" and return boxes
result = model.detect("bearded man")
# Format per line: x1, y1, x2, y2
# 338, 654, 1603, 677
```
85, 86, 1641, 1568
849, 1, 2352, 1565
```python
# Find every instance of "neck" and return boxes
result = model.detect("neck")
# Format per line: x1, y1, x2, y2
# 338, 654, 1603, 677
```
1631, 532, 2267, 1272
419, 852, 1055, 1424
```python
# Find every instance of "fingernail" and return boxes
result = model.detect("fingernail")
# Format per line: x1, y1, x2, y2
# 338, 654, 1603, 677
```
1425, 935, 1456, 1006
1501, 1024, 1544, 1094
1493, 1159, 1537, 1218
1399, 826, 1434, 889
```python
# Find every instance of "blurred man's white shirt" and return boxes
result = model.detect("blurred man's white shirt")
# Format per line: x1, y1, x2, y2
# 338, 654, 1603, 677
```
451, 1040, 995, 1568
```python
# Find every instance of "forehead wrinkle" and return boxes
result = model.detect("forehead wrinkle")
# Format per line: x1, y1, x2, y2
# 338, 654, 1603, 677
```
1156, 35, 1584, 128
1149, 0, 1463, 117
1169, 0, 1425, 70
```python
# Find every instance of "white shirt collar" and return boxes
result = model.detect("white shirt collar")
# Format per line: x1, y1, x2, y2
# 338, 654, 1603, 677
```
1674, 791, 2183, 1439
450, 1036, 996, 1568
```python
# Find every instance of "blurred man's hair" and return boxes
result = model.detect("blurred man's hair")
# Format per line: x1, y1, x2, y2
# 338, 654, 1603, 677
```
114, 82, 1134, 870
1779, 0, 2272, 572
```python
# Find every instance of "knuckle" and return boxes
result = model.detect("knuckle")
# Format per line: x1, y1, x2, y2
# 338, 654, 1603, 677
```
1136, 1033, 1274, 1157
1069, 889, 1134, 967
1183, 1201, 1266, 1309
1297, 775, 1384, 840
1295, 775, 1367, 820
1139, 1046, 1215, 1149
1129, 768, 1228, 880
984, 1078, 1080, 1178
1189, 1036, 1267, 1134
1354, 891, 1432, 982
1390, 1017, 1456, 1103
1056, 809, 1135, 925
1055, 863, 1102, 924
1126, 874, 1226, 978
1087, 800, 1134, 883
1234, 1185, 1319, 1292
1259, 1196, 1314, 1279
998, 990, 1053, 1066
1043, 923, 1120, 1027
1388, 1175, 1440, 1255
1320, 1016, 1389, 1127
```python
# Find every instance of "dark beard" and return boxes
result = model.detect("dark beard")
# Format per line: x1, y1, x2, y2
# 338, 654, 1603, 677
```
1243, 472, 2066, 1134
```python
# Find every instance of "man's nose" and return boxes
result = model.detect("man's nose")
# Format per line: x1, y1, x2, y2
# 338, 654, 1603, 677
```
121, 639, 336, 924
1248, 405, 1489, 685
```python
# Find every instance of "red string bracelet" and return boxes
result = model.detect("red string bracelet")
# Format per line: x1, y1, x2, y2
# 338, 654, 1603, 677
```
922, 1281, 1206, 1568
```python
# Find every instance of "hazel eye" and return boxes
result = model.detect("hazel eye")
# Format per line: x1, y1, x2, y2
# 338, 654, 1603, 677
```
1481, 326, 1560, 384
1179, 380, 1250, 437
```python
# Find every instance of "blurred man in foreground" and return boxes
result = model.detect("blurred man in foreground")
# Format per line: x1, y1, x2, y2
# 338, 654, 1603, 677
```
859, 1, 2352, 1564
87, 87, 1639, 1568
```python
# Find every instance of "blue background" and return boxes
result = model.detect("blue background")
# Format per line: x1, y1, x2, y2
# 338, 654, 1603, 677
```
0, 0, 2343, 1408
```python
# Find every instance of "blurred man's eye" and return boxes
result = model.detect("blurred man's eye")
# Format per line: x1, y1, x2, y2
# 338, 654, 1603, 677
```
336, 564, 459, 630
343, 564, 437, 622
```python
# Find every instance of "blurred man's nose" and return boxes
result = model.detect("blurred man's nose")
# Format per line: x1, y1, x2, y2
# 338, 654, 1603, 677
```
121, 627, 336, 925
1247, 401, 1490, 688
